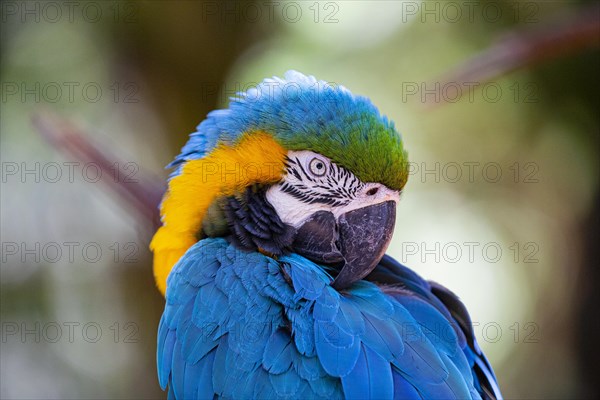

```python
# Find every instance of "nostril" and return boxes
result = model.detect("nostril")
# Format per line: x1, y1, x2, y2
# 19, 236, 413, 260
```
366, 187, 379, 196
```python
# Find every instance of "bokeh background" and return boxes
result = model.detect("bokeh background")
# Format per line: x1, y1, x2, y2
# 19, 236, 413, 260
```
1, 1, 599, 399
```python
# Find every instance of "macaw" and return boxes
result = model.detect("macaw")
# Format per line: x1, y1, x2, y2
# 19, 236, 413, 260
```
151, 71, 502, 399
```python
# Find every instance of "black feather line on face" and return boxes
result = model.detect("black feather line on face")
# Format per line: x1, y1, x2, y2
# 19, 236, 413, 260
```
292, 156, 315, 183
280, 156, 365, 206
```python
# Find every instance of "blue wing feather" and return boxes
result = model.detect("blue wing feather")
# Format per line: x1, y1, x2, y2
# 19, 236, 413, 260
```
269, 367, 302, 397
314, 319, 361, 377
170, 340, 186, 400
392, 368, 423, 399
342, 344, 394, 400
196, 350, 217, 400
158, 325, 176, 389
262, 329, 295, 374
333, 297, 366, 336
297, 355, 327, 381
360, 312, 405, 360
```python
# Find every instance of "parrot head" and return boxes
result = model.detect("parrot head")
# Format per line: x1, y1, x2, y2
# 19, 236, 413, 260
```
151, 71, 409, 295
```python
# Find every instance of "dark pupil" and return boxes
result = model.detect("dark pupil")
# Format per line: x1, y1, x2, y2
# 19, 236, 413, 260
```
316, 162, 323, 170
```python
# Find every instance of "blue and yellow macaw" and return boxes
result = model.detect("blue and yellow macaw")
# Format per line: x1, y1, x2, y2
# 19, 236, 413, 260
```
151, 71, 502, 399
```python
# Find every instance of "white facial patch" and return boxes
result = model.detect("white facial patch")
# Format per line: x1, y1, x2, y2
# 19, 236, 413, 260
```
266, 150, 400, 228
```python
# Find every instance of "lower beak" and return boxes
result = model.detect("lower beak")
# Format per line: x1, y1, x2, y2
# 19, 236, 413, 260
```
292, 200, 396, 290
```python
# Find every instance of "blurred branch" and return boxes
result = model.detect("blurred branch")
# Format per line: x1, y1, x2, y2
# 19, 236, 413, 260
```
32, 111, 165, 230
429, 3, 600, 108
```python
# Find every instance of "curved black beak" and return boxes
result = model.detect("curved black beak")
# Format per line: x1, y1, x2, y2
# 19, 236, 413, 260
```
333, 201, 396, 289
292, 200, 396, 290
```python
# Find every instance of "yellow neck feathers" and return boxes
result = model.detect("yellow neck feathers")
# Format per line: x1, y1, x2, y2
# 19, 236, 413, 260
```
150, 131, 287, 295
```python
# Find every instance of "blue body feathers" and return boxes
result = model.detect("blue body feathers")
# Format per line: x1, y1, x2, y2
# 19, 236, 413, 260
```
157, 238, 501, 399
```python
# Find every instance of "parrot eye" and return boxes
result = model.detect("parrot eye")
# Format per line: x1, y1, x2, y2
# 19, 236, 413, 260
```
308, 157, 327, 177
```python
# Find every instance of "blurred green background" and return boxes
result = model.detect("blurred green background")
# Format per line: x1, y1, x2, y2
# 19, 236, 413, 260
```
1, 1, 598, 399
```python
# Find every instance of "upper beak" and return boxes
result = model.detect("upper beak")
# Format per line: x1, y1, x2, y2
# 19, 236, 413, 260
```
292, 200, 396, 290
